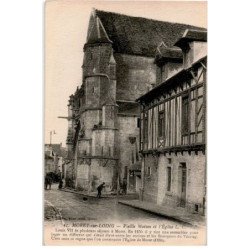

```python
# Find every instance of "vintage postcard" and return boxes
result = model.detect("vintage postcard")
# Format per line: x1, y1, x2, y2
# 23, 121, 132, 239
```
44, 0, 207, 245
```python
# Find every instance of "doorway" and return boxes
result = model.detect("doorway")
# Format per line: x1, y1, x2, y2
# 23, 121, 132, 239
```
179, 163, 187, 207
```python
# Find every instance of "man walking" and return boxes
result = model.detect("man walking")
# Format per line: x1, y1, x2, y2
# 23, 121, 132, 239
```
97, 182, 105, 198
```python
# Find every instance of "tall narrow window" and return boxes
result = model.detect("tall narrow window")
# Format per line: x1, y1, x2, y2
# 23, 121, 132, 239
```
137, 118, 140, 128
167, 167, 172, 191
147, 166, 151, 176
158, 111, 165, 137
144, 113, 148, 142
182, 95, 189, 135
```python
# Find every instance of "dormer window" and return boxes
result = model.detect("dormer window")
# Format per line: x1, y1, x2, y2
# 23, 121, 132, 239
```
174, 29, 207, 68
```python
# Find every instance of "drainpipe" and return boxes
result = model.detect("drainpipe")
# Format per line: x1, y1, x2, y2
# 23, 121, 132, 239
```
140, 155, 145, 201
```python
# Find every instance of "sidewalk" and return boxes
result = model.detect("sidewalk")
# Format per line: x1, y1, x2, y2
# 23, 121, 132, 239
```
61, 188, 139, 200
118, 199, 206, 227
44, 200, 61, 221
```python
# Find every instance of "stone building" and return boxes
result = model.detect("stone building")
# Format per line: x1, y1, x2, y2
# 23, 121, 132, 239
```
45, 143, 67, 177
137, 29, 207, 215
45, 154, 54, 174
65, 9, 205, 193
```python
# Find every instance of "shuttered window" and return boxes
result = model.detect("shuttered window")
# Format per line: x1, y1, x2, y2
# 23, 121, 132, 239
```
182, 95, 189, 135
144, 113, 148, 142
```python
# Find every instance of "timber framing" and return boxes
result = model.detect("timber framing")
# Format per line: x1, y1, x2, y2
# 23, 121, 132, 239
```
136, 56, 207, 103
143, 82, 204, 111
138, 56, 206, 152
117, 113, 139, 117
77, 155, 119, 160
140, 143, 205, 155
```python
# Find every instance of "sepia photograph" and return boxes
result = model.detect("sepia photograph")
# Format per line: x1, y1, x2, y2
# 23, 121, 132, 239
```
44, 0, 207, 245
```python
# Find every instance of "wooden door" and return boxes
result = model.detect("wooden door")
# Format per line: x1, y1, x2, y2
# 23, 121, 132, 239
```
180, 166, 187, 207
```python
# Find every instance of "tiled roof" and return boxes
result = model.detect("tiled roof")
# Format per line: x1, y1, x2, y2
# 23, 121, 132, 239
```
45, 144, 67, 158
94, 10, 206, 57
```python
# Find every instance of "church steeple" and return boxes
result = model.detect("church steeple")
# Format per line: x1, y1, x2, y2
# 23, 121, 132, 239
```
86, 10, 112, 45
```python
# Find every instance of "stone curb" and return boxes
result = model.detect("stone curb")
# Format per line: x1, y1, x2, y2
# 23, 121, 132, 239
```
60, 188, 137, 199
60, 188, 110, 198
118, 200, 195, 226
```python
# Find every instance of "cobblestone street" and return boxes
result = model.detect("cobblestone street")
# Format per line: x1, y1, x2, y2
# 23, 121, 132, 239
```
44, 184, 182, 226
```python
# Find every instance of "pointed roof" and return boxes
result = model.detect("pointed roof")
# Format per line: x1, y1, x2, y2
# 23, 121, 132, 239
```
92, 10, 206, 57
86, 10, 113, 45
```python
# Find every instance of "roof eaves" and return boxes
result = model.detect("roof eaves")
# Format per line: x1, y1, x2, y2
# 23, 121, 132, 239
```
136, 68, 186, 102
137, 56, 207, 103
155, 45, 183, 64
191, 55, 207, 67
175, 29, 207, 48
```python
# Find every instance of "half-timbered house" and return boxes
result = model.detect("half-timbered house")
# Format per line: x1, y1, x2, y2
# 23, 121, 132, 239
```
137, 29, 207, 215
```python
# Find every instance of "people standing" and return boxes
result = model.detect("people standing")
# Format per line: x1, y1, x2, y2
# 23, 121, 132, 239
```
58, 178, 63, 190
45, 174, 52, 190
97, 182, 105, 198
122, 178, 127, 195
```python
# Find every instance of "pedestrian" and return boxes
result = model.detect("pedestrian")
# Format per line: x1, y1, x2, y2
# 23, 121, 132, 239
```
122, 178, 127, 195
97, 182, 105, 198
58, 178, 63, 190
44, 176, 47, 190
45, 174, 52, 190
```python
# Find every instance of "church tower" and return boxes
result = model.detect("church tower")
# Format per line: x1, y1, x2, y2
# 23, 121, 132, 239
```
74, 9, 118, 191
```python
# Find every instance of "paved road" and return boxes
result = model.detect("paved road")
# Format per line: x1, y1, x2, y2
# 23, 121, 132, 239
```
44, 184, 181, 225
